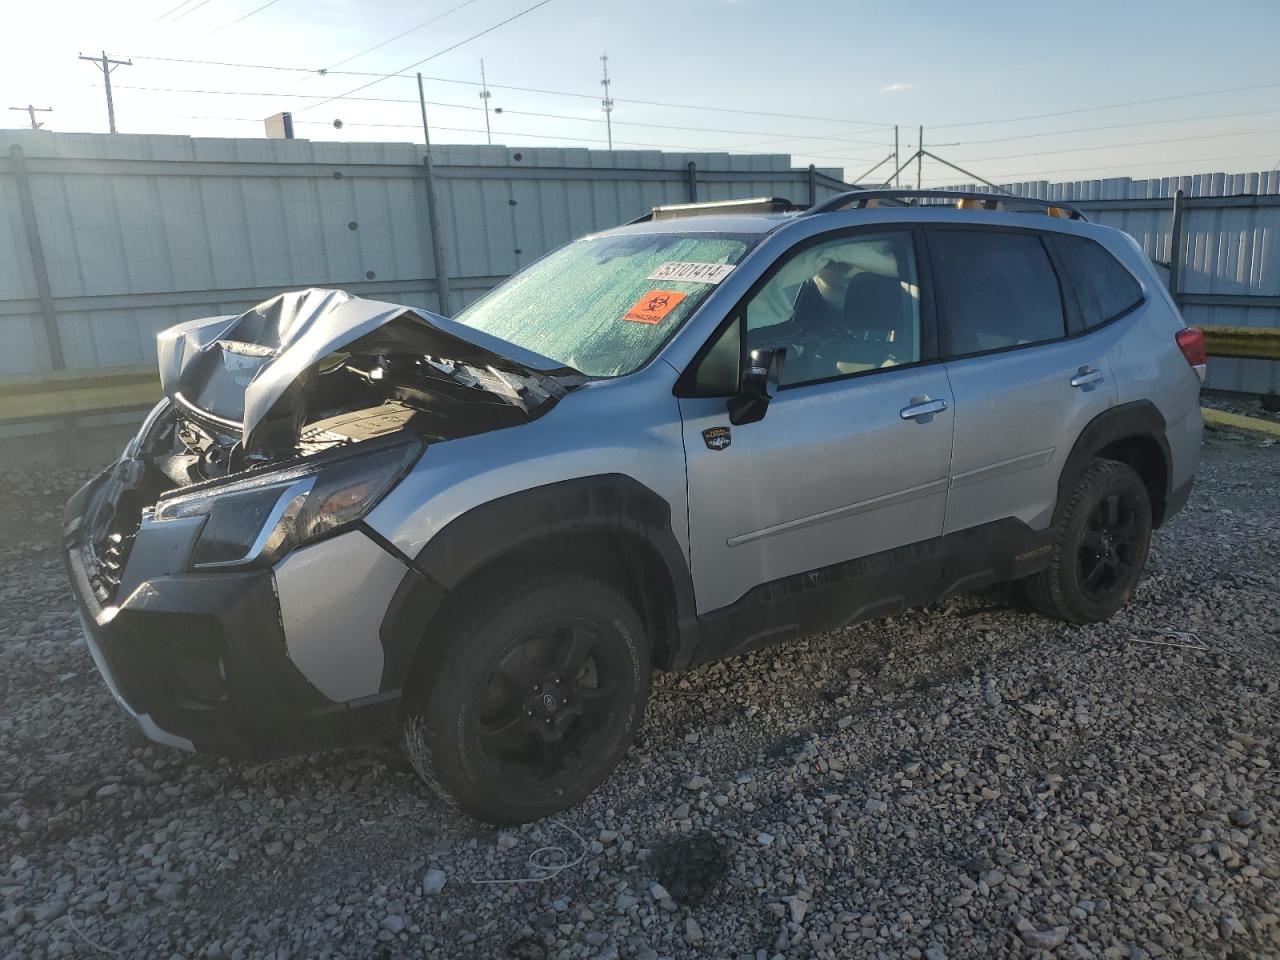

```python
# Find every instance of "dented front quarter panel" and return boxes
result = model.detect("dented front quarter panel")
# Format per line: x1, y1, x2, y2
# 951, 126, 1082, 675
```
365, 358, 691, 565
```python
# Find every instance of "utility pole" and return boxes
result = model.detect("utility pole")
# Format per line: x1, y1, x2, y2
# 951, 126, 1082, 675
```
478, 59, 493, 146
417, 72, 452, 317
79, 51, 131, 133
893, 125, 899, 187
916, 125, 923, 189
600, 54, 614, 150
8, 105, 52, 130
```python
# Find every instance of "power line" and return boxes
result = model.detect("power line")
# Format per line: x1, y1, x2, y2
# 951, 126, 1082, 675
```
112, 83, 417, 104
106, 83, 893, 147
124, 109, 880, 160
919, 149, 1280, 184
317, 0, 484, 74
947, 126, 1280, 166
155, 0, 199, 21
205, 0, 284, 36
126, 53, 372, 73
795, 118, 1280, 166
295, 0, 558, 114
170, 0, 218, 23
928, 81, 1280, 131
929, 106, 1280, 148
119, 52, 897, 128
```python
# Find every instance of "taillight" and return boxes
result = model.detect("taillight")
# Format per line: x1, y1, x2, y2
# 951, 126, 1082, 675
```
1176, 328, 1207, 372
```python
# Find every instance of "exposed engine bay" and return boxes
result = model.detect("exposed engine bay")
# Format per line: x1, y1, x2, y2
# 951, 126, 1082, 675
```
157, 351, 555, 487
78, 289, 576, 604
153, 287, 572, 485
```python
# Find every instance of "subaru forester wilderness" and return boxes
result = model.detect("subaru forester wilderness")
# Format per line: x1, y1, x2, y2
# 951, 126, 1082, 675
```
66, 190, 1204, 824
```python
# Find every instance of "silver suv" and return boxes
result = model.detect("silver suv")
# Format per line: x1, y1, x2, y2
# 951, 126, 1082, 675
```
65, 190, 1204, 824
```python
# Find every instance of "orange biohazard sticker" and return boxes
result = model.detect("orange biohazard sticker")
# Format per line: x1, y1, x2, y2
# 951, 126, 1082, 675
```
623, 289, 687, 325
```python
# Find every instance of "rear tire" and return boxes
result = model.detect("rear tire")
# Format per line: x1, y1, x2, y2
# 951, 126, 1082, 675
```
401, 572, 651, 825
1023, 458, 1152, 624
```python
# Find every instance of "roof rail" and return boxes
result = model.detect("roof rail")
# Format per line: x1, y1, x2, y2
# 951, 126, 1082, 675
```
629, 196, 799, 224
806, 188, 1087, 221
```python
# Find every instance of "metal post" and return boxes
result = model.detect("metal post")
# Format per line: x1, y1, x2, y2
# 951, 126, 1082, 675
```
916, 126, 923, 189
479, 59, 493, 146
876, 151, 916, 189
894, 126, 899, 187
417, 72, 453, 316
920, 151, 1000, 190
9, 145, 64, 369
686, 161, 698, 203
807, 164, 817, 208
9, 105, 52, 129
104, 53, 118, 134
1168, 188, 1185, 301
600, 54, 614, 150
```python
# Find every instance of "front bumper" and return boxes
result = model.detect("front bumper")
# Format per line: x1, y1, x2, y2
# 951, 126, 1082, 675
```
65, 469, 401, 762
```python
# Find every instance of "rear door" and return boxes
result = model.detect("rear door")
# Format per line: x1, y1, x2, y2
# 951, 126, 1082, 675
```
928, 227, 1117, 535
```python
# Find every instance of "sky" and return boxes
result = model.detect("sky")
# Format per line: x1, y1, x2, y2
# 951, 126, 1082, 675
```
3, 0, 1280, 187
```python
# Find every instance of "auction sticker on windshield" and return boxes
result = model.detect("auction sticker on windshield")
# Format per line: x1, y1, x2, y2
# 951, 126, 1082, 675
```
647, 261, 736, 284
623, 290, 687, 324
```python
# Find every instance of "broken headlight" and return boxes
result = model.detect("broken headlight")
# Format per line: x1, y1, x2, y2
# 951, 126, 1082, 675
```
153, 440, 420, 569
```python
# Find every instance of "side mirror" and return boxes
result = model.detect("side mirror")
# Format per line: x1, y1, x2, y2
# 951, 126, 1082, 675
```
728, 347, 785, 425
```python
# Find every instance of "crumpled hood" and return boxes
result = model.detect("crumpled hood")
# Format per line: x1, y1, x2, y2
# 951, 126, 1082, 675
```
157, 288, 562, 454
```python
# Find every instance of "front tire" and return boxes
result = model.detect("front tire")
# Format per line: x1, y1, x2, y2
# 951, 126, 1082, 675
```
1023, 458, 1153, 624
402, 572, 651, 825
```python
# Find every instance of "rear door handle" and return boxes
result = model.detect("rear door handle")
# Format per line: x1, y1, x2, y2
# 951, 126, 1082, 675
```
900, 397, 948, 420
1070, 366, 1103, 388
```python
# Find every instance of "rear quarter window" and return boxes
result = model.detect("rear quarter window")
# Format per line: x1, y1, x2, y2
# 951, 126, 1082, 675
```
1051, 234, 1144, 330
929, 229, 1066, 357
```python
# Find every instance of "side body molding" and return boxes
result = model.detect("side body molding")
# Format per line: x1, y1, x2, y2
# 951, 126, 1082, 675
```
377, 475, 700, 691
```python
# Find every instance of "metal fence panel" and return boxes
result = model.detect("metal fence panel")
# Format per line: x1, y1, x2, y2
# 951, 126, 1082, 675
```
0, 130, 845, 378
939, 170, 1280, 394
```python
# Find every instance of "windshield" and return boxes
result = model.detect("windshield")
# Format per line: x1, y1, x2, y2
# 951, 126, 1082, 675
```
452, 233, 755, 377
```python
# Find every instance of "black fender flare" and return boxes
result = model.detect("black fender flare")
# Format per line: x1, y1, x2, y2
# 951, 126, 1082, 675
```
1053, 400, 1171, 526
377, 475, 698, 693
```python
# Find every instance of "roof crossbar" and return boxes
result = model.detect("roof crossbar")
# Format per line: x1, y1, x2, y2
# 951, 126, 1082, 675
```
806, 189, 1087, 221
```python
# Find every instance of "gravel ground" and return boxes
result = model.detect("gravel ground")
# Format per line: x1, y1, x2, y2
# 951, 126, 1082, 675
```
1, 435, 1277, 960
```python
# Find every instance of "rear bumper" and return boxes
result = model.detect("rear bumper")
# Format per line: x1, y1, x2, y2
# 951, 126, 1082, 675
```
1159, 405, 1203, 526
65, 470, 400, 762
1163, 475, 1194, 524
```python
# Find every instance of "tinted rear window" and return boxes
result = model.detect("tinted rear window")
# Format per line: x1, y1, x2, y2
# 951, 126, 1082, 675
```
1052, 234, 1144, 330
930, 230, 1066, 356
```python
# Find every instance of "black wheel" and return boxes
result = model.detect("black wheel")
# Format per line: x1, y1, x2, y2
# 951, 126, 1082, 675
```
402, 572, 650, 825
1023, 458, 1153, 624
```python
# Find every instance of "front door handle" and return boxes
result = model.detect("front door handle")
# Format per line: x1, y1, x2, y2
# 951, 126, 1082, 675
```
900, 397, 948, 421
1070, 366, 1103, 388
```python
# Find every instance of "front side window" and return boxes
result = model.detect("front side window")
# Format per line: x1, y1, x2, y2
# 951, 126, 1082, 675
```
930, 230, 1066, 356
744, 231, 922, 386
1051, 234, 1144, 330
453, 233, 752, 377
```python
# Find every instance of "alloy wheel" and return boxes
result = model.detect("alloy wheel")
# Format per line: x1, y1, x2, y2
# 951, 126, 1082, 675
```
1076, 492, 1142, 601
474, 618, 619, 784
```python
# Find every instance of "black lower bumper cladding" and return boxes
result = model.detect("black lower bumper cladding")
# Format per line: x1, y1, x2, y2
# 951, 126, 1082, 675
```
64, 472, 398, 761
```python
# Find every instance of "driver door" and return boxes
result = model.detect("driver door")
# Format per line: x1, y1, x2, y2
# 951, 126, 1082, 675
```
678, 228, 955, 615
